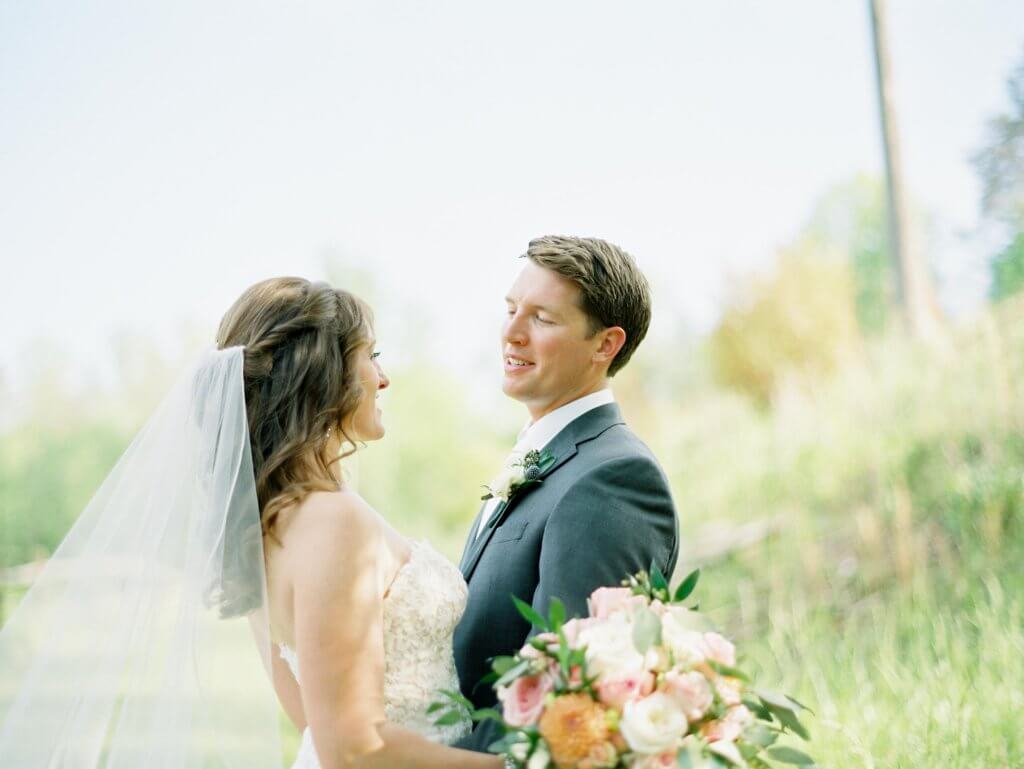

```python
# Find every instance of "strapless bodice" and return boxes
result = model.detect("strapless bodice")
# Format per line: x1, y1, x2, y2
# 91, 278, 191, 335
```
278, 540, 470, 767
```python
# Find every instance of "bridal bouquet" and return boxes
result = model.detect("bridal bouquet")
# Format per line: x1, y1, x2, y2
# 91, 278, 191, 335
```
433, 568, 817, 769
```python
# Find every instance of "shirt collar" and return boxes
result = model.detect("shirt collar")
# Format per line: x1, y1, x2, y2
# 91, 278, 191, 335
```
514, 389, 616, 453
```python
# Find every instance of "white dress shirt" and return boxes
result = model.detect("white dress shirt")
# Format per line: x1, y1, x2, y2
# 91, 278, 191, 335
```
476, 388, 616, 539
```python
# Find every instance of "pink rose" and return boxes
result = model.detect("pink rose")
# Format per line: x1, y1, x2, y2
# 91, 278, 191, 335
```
562, 617, 599, 645
595, 670, 655, 710
714, 676, 742, 706
662, 670, 713, 722
588, 587, 646, 620
701, 705, 752, 743
497, 672, 553, 727
520, 632, 559, 659
702, 632, 736, 667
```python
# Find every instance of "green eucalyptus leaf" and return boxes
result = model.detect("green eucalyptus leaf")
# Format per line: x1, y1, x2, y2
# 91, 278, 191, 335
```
756, 689, 800, 713
439, 689, 473, 710
674, 568, 701, 602
434, 711, 467, 726
494, 659, 532, 689
426, 702, 445, 714
743, 722, 779, 747
707, 660, 750, 682
784, 693, 815, 714
765, 746, 816, 765
511, 595, 549, 631
486, 735, 514, 754
472, 708, 505, 724
651, 561, 669, 593
771, 707, 810, 741
549, 597, 566, 631
491, 656, 519, 676
738, 742, 760, 761
632, 606, 662, 654
743, 697, 773, 722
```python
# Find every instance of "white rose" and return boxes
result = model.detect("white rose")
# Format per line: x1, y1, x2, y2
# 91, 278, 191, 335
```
660, 608, 708, 667
577, 613, 645, 678
510, 742, 530, 762
527, 744, 551, 769
619, 693, 688, 755
489, 462, 526, 501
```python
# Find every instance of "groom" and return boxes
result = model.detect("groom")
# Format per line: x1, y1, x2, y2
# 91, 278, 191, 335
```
453, 235, 679, 752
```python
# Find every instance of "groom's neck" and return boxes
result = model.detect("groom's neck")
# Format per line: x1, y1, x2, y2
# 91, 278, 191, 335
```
526, 380, 611, 423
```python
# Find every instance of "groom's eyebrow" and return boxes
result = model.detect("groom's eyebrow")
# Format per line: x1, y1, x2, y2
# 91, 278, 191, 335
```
506, 296, 559, 315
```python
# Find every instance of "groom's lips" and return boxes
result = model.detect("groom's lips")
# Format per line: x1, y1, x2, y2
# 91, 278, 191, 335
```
504, 355, 535, 374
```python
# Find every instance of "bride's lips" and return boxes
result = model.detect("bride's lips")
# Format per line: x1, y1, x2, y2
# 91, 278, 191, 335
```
504, 354, 535, 374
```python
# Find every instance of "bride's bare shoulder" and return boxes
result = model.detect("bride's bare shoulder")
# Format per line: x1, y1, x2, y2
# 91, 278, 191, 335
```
279, 490, 382, 554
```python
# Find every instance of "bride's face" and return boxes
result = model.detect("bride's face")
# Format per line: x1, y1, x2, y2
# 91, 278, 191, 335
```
344, 339, 390, 442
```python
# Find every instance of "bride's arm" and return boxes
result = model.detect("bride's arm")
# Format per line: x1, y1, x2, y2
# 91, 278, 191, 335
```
270, 645, 307, 732
290, 492, 501, 769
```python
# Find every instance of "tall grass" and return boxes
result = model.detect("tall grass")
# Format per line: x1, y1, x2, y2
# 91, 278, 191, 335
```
654, 300, 1024, 767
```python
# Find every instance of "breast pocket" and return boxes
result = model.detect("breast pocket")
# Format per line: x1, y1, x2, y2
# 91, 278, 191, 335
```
492, 520, 529, 544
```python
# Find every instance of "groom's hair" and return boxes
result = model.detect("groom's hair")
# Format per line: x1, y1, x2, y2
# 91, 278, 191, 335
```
524, 235, 651, 376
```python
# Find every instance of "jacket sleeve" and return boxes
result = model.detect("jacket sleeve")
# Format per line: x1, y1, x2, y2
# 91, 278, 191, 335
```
531, 454, 678, 621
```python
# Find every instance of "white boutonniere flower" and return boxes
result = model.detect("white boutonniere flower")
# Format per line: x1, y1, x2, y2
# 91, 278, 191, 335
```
482, 449, 554, 502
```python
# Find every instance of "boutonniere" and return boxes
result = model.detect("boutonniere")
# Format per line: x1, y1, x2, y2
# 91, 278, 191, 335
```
481, 449, 556, 502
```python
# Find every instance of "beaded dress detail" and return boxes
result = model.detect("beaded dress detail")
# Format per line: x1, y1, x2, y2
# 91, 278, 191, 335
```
278, 540, 470, 768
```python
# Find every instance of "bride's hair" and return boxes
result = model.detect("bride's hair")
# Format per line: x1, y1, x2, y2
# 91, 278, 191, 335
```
216, 277, 373, 538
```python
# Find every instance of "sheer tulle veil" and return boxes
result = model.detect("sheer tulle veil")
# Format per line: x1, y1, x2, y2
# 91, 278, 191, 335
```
0, 346, 286, 769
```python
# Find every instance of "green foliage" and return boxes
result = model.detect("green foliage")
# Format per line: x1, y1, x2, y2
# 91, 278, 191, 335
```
975, 51, 1024, 299
709, 242, 861, 406
806, 176, 892, 335
973, 54, 1024, 229
0, 420, 131, 568
990, 231, 1024, 300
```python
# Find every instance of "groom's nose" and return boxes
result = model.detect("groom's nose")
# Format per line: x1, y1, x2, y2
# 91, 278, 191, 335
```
503, 312, 528, 346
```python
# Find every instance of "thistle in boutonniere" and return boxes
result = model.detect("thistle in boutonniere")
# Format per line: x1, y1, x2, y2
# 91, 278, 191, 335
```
482, 449, 556, 502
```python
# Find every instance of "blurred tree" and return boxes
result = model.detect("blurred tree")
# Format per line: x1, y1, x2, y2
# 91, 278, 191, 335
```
990, 233, 1024, 301
806, 177, 890, 335
974, 52, 1024, 300
709, 238, 861, 407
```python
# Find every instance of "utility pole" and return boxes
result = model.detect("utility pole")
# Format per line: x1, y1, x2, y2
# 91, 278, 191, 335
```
868, 0, 944, 341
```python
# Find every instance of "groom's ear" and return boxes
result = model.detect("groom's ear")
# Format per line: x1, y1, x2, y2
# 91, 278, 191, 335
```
592, 326, 627, 369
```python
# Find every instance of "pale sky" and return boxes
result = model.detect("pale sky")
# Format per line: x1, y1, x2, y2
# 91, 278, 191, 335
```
2, 1, 1023, 400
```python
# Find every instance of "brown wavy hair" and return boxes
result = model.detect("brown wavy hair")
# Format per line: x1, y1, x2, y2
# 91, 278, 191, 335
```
216, 277, 373, 539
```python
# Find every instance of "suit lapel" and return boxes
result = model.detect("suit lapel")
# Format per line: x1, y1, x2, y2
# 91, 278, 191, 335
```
458, 500, 491, 572
459, 499, 507, 579
460, 403, 625, 582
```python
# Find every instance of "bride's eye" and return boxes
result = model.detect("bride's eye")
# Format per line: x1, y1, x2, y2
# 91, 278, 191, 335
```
371, 351, 382, 361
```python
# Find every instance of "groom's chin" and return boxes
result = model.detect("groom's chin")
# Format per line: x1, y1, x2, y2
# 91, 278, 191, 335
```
501, 377, 524, 400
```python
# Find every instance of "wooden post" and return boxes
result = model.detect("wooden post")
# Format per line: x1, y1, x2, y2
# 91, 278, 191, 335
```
868, 0, 945, 342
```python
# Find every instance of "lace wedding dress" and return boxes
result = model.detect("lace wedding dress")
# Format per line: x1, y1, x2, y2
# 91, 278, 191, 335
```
279, 539, 471, 768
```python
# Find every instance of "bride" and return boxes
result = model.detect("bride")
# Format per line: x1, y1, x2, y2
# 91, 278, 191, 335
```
0, 277, 502, 769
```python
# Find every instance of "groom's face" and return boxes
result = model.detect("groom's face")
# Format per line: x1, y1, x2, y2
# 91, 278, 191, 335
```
502, 261, 606, 420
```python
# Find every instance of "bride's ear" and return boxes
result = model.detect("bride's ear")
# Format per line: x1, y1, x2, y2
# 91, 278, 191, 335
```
592, 327, 626, 368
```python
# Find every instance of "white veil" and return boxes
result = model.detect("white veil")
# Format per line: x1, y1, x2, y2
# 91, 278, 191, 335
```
0, 347, 285, 769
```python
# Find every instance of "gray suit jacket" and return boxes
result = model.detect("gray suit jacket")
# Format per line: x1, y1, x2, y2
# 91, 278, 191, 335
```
452, 403, 678, 752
